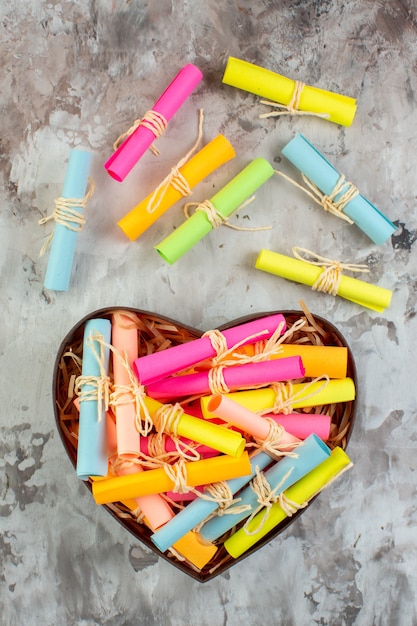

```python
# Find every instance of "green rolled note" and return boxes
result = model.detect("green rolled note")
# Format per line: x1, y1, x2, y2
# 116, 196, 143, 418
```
224, 446, 352, 559
155, 157, 274, 264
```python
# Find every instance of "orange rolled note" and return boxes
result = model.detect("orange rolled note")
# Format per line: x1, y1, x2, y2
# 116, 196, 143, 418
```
92, 451, 252, 504
111, 313, 141, 458
117, 134, 236, 241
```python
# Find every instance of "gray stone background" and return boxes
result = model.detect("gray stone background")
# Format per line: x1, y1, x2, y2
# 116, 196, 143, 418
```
1, 1, 417, 624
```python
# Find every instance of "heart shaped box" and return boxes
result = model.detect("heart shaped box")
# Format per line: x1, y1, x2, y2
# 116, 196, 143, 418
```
53, 308, 356, 582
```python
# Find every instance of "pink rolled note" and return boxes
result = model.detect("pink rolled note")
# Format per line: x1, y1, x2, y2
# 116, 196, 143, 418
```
266, 413, 331, 441
105, 64, 203, 181
146, 356, 305, 401
133, 313, 286, 386
111, 314, 141, 459
140, 434, 219, 460
207, 394, 300, 448
165, 486, 204, 503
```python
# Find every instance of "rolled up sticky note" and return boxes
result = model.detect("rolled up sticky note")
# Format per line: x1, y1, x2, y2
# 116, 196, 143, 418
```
43, 149, 93, 291
76, 319, 111, 479
111, 313, 141, 458
267, 413, 331, 441
222, 57, 357, 127
92, 451, 252, 504
142, 395, 246, 457
117, 135, 236, 241
105, 64, 203, 182
171, 531, 218, 570
146, 356, 305, 401
201, 434, 330, 543
151, 451, 273, 553
255, 249, 392, 313
200, 377, 356, 419
140, 433, 219, 460
154, 157, 275, 264
133, 313, 286, 385
281, 134, 396, 244
224, 446, 352, 558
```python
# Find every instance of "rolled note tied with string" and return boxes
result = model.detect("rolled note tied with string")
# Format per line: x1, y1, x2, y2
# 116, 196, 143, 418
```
92, 451, 252, 504
200, 377, 356, 419
139, 433, 219, 460
118, 134, 236, 241
40, 149, 93, 291
256, 248, 392, 312
222, 57, 357, 126
154, 157, 275, 264
280, 133, 396, 244
105, 64, 203, 182
133, 313, 286, 385
224, 446, 352, 558
142, 395, 246, 457
266, 413, 331, 441
75, 319, 111, 479
146, 356, 305, 401
151, 450, 273, 553
200, 434, 330, 543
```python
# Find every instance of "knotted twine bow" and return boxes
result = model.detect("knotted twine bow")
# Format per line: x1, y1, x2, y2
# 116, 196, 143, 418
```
113, 109, 167, 155
259, 80, 330, 120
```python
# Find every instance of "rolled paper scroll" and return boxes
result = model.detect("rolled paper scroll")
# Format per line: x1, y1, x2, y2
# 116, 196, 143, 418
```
146, 356, 305, 401
255, 248, 392, 312
105, 64, 203, 181
76, 319, 111, 479
92, 451, 252, 504
200, 377, 356, 420
281, 134, 396, 244
134, 313, 286, 385
171, 531, 218, 570
117, 135, 236, 241
267, 413, 331, 441
222, 57, 357, 127
237, 343, 347, 379
42, 149, 93, 291
111, 313, 141, 458
151, 451, 273, 553
154, 157, 275, 264
139, 433, 219, 460
207, 394, 300, 449
142, 395, 246, 457
224, 446, 352, 558
200, 434, 330, 543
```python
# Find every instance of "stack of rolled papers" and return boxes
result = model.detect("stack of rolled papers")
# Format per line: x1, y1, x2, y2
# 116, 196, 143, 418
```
60, 309, 354, 573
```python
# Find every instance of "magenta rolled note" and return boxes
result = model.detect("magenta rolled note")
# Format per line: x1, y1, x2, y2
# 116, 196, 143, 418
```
105, 64, 203, 182
207, 394, 300, 448
133, 313, 286, 386
266, 412, 331, 441
146, 356, 304, 400
139, 434, 219, 460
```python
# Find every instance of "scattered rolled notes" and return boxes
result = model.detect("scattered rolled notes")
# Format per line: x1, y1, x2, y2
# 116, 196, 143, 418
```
105, 64, 203, 182
40, 149, 93, 292
117, 134, 236, 241
280, 133, 396, 244
255, 248, 392, 312
154, 157, 275, 264
222, 57, 357, 126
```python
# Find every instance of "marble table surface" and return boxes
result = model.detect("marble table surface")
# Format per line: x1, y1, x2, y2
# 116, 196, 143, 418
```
1, 1, 417, 624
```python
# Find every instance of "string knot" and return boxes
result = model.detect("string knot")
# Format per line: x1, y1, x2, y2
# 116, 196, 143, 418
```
259, 80, 330, 120
292, 246, 369, 297
243, 466, 295, 535
113, 109, 168, 154
255, 419, 300, 459
163, 459, 189, 494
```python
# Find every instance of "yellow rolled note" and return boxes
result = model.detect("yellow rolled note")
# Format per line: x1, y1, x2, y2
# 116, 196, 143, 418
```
255, 249, 392, 313
200, 378, 355, 419
222, 57, 357, 127
118, 134, 236, 241
143, 396, 246, 457
92, 452, 252, 504
224, 447, 352, 558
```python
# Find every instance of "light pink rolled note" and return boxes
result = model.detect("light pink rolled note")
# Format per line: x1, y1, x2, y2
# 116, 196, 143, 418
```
266, 413, 331, 441
207, 394, 300, 448
146, 355, 305, 400
133, 313, 286, 386
111, 314, 141, 459
105, 64, 203, 181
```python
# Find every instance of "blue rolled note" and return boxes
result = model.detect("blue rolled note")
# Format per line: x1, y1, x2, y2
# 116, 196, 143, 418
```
76, 318, 111, 480
200, 433, 330, 542
151, 451, 273, 553
281, 133, 396, 245
43, 149, 93, 291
